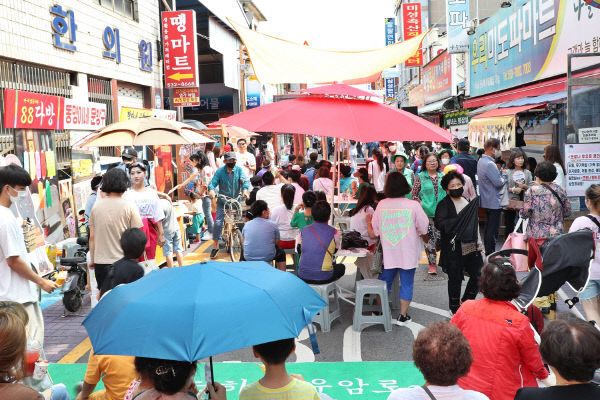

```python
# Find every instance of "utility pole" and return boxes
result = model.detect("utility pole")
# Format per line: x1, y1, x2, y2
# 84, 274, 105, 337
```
239, 45, 247, 112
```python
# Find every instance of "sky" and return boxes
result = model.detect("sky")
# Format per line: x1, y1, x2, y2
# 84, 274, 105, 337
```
252, 0, 396, 51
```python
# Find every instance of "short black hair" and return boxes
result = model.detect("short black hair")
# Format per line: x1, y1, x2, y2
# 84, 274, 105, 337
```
101, 168, 130, 194
289, 169, 301, 183
134, 357, 196, 395
121, 228, 147, 259
237, 138, 246, 145
250, 200, 268, 218
540, 317, 600, 382
484, 138, 501, 150
535, 161, 558, 183
288, 154, 296, 163
441, 171, 465, 191
340, 164, 351, 178
262, 171, 274, 186
302, 191, 317, 208
384, 172, 411, 198
309, 152, 318, 161
439, 149, 453, 160
90, 175, 103, 191
0, 164, 32, 194
479, 258, 521, 301
314, 191, 327, 202
253, 338, 295, 365
250, 175, 263, 187
457, 138, 470, 152
312, 201, 331, 222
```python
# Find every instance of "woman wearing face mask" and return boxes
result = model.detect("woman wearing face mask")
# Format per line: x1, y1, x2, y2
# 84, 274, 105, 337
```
124, 163, 165, 271
391, 153, 413, 198
435, 171, 483, 314
412, 153, 446, 275
505, 149, 532, 235
439, 150, 453, 169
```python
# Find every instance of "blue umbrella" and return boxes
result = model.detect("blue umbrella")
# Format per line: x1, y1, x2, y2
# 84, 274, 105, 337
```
83, 261, 326, 362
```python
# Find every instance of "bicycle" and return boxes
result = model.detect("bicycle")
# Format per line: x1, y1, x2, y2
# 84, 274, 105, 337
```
216, 194, 244, 262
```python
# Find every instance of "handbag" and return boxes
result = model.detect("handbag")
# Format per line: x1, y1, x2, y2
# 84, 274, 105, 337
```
499, 182, 510, 208
501, 218, 529, 272
370, 239, 383, 275
506, 198, 524, 211
341, 230, 368, 249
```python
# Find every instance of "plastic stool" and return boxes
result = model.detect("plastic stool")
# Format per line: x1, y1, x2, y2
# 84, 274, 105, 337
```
390, 273, 401, 309
309, 282, 341, 333
353, 279, 392, 332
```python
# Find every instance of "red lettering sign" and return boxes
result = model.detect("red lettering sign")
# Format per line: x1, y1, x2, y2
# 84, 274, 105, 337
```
162, 10, 199, 89
423, 51, 452, 104
402, 3, 423, 67
64, 98, 106, 130
3, 89, 64, 130
173, 87, 200, 107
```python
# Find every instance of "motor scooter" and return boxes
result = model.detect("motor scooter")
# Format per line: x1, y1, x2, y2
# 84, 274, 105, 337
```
57, 237, 88, 313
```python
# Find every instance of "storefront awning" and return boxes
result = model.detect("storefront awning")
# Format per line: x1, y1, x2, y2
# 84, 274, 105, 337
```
418, 97, 456, 114
473, 104, 545, 119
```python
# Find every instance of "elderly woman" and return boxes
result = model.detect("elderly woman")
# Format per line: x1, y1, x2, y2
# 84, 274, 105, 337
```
451, 259, 550, 400
435, 171, 483, 314
514, 317, 600, 399
387, 321, 489, 400
504, 148, 532, 235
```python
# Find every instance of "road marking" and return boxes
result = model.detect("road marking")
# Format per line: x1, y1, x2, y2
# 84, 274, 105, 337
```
343, 325, 364, 362
58, 337, 91, 364
557, 289, 585, 319
409, 302, 452, 318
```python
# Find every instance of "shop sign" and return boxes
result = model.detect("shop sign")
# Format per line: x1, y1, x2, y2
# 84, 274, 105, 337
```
565, 143, 600, 196
3, 89, 64, 130
102, 26, 121, 63
173, 87, 200, 107
468, 116, 515, 151
444, 110, 470, 127
63, 99, 106, 130
139, 40, 153, 72
402, 3, 423, 66
162, 10, 199, 89
423, 52, 452, 104
246, 78, 261, 109
470, 0, 600, 98
120, 107, 152, 121
578, 127, 600, 143
152, 109, 177, 121
384, 18, 396, 99
408, 84, 424, 107
446, 0, 470, 53
50, 4, 77, 52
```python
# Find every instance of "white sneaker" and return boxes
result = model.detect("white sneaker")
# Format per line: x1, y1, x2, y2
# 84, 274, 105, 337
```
202, 232, 213, 241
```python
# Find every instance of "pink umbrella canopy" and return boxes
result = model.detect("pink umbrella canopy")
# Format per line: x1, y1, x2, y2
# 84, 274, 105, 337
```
217, 96, 452, 143
299, 84, 381, 98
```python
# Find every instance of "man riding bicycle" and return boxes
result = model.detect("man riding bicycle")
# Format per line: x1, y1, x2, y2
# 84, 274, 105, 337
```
208, 152, 250, 259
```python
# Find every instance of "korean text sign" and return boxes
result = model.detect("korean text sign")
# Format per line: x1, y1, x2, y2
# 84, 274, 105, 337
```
3, 89, 64, 130
423, 52, 452, 104
384, 18, 396, 100
162, 10, 199, 89
446, 0, 470, 53
565, 143, 600, 197
173, 87, 200, 107
64, 99, 106, 130
469, 0, 600, 97
402, 3, 422, 66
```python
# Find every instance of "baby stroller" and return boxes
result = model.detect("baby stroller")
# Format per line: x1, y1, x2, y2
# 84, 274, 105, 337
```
487, 228, 596, 327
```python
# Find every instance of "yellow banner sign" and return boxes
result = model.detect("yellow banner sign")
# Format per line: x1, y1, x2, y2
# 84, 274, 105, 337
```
120, 107, 152, 121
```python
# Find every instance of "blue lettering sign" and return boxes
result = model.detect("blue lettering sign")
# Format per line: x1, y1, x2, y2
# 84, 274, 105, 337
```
103, 26, 121, 63
50, 4, 77, 52
139, 40, 153, 72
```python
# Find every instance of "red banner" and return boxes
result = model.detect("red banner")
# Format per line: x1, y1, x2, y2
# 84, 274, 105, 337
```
3, 89, 64, 130
423, 52, 452, 104
173, 87, 200, 107
402, 3, 422, 67
162, 10, 199, 89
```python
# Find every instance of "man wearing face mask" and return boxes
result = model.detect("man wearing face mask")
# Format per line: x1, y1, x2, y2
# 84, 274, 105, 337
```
207, 152, 250, 259
477, 138, 506, 255
386, 141, 399, 171
0, 164, 58, 347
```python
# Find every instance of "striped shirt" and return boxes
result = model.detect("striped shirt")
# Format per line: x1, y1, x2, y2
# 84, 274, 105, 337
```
239, 378, 320, 400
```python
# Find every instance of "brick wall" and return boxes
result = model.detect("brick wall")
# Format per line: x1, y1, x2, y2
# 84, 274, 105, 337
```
0, 0, 161, 88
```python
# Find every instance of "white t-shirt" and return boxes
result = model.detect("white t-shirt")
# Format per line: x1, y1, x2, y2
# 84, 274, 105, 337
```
553, 162, 566, 189
266, 142, 275, 161
0, 205, 37, 303
350, 205, 375, 245
270, 204, 298, 241
387, 385, 489, 400
313, 178, 334, 199
123, 189, 165, 221
256, 183, 285, 211
236, 151, 256, 179
369, 160, 387, 192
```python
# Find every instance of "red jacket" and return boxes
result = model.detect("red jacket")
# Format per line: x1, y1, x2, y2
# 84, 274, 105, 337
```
450, 299, 548, 400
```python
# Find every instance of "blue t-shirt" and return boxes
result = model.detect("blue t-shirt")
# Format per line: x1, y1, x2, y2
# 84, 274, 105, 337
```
241, 217, 280, 262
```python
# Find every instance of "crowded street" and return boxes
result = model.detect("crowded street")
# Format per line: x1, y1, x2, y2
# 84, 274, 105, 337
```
1, 1, 600, 400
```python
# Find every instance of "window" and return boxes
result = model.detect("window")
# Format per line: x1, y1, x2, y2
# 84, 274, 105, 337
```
100, 0, 136, 20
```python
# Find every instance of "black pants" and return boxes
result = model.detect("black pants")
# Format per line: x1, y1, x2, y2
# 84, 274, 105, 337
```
504, 209, 518, 237
94, 263, 111, 292
484, 208, 502, 255
301, 263, 346, 284
447, 252, 483, 313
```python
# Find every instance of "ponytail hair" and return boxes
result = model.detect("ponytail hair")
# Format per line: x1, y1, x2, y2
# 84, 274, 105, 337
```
281, 184, 295, 210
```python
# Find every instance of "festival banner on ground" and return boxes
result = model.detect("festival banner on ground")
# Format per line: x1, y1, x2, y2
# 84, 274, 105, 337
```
468, 116, 515, 151
565, 143, 600, 197
469, 0, 600, 97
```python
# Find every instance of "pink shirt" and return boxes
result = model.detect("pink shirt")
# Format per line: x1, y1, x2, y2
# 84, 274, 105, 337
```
463, 174, 477, 201
371, 197, 429, 269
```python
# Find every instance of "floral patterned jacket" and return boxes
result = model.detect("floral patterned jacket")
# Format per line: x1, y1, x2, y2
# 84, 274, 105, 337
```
520, 182, 571, 238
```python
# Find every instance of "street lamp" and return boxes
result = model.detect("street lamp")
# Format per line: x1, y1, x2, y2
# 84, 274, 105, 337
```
501, 1, 512, 7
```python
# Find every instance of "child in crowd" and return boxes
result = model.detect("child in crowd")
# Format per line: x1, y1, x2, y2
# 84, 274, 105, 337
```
100, 228, 146, 298
187, 192, 205, 243
160, 198, 183, 268
239, 338, 319, 400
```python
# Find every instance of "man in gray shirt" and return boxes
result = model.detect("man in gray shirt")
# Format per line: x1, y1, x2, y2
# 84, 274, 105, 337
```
477, 138, 505, 255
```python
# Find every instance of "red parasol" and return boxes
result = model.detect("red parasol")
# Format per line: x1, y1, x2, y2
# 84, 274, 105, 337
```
217, 96, 452, 143
299, 84, 381, 98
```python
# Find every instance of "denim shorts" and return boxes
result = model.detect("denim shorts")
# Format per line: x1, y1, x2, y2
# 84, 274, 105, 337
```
580, 279, 600, 300
162, 230, 183, 256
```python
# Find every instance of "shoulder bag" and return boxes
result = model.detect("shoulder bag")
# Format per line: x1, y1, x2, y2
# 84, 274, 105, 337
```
370, 239, 383, 275
542, 183, 565, 208
421, 385, 438, 400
